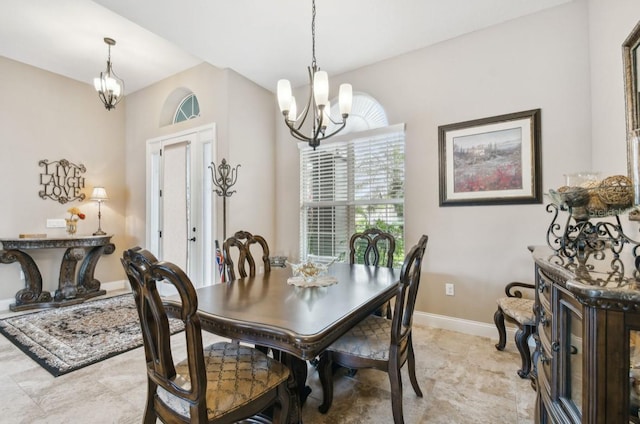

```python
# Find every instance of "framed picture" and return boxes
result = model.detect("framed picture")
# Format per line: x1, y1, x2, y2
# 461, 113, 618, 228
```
438, 109, 542, 206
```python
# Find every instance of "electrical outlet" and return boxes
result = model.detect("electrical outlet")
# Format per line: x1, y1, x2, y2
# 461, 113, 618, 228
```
445, 283, 455, 296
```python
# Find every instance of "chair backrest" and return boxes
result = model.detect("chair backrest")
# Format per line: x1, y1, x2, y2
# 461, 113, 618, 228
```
121, 247, 209, 420
391, 235, 428, 346
349, 228, 396, 268
223, 230, 271, 281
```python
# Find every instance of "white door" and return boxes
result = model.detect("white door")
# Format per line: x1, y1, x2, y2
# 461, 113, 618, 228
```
146, 124, 216, 290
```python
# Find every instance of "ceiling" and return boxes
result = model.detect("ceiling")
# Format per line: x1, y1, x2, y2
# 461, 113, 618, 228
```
0, 0, 572, 95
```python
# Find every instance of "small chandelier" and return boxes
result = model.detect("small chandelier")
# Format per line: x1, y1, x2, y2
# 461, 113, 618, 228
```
93, 37, 124, 111
277, 0, 352, 150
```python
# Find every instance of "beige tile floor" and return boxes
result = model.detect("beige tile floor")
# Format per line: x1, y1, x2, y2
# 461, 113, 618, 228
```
0, 305, 534, 424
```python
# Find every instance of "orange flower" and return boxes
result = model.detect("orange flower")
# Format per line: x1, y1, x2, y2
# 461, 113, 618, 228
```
67, 207, 85, 220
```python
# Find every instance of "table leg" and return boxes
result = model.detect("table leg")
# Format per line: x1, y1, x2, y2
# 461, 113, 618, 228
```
78, 243, 115, 294
56, 247, 85, 300
280, 353, 311, 424
1, 249, 52, 309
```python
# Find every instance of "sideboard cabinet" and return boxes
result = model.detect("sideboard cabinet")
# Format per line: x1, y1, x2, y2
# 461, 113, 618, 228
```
533, 246, 640, 423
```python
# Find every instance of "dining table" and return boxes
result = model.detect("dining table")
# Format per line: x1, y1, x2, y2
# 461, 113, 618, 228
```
164, 262, 401, 424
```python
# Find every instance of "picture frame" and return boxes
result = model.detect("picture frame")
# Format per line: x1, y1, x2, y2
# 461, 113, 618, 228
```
438, 109, 542, 206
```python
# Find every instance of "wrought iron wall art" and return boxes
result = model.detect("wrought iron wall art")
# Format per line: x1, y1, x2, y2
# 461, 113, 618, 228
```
209, 158, 240, 241
546, 202, 640, 260
39, 159, 86, 204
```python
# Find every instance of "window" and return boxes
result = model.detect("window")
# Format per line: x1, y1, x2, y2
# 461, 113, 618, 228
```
173, 93, 200, 124
299, 124, 405, 264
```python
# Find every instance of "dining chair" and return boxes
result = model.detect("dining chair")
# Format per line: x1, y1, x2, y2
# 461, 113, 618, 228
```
223, 230, 275, 356
349, 227, 396, 268
317, 234, 428, 424
121, 247, 291, 424
494, 281, 536, 379
223, 230, 271, 281
350, 228, 396, 318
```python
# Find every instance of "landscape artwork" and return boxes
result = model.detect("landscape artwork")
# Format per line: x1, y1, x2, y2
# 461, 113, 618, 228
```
438, 109, 541, 206
452, 128, 523, 193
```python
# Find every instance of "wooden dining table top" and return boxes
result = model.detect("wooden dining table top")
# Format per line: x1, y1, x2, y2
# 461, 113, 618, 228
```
165, 262, 401, 360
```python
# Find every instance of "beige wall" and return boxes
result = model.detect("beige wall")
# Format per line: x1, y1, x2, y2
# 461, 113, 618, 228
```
275, 0, 618, 324
123, 63, 276, 256
0, 56, 126, 299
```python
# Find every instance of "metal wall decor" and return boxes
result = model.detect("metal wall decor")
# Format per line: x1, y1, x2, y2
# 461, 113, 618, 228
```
209, 158, 240, 241
39, 159, 86, 204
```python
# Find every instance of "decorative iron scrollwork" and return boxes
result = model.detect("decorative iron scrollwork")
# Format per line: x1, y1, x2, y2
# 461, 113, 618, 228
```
38, 159, 86, 204
546, 202, 640, 259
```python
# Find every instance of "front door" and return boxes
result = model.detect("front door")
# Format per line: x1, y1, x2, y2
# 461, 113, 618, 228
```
146, 124, 216, 290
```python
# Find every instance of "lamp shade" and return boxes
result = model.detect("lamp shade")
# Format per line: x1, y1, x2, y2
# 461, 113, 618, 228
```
90, 187, 109, 202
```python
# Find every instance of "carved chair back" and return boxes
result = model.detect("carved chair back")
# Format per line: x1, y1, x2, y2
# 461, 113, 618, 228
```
392, 234, 428, 347
223, 230, 271, 281
349, 228, 396, 268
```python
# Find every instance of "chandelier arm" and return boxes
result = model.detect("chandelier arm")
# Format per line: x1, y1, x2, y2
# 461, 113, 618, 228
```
316, 121, 347, 141
327, 115, 347, 125
291, 66, 317, 131
286, 122, 318, 142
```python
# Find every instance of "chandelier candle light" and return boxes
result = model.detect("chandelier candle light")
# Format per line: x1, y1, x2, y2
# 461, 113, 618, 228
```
277, 0, 352, 150
90, 187, 109, 236
94, 37, 124, 111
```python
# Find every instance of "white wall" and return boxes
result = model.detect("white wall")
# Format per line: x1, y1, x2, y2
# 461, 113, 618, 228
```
276, 0, 598, 323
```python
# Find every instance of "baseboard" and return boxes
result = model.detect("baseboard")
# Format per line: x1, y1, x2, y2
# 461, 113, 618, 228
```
413, 310, 515, 341
0, 280, 130, 312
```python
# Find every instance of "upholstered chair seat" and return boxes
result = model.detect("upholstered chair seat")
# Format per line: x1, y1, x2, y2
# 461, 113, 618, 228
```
326, 315, 392, 361
496, 297, 535, 326
157, 342, 290, 420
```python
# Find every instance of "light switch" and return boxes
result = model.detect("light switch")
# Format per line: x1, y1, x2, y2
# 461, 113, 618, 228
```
46, 219, 67, 228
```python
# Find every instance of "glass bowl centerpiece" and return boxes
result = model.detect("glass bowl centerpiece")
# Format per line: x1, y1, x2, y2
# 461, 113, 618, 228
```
286, 257, 337, 287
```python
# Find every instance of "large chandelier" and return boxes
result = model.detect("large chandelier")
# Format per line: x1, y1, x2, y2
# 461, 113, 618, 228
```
277, 0, 352, 150
93, 37, 124, 111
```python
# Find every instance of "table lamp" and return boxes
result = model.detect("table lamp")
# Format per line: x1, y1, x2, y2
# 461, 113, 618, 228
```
90, 187, 109, 235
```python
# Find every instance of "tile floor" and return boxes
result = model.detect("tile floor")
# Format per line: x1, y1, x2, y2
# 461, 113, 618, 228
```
0, 300, 535, 424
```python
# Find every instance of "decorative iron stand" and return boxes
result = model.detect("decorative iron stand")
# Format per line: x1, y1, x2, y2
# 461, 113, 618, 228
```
210, 158, 240, 242
546, 202, 640, 262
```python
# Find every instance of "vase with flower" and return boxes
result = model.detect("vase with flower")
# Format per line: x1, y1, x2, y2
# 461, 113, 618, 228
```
66, 207, 86, 236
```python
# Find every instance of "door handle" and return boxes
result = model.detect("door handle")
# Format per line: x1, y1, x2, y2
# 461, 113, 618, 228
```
189, 237, 196, 242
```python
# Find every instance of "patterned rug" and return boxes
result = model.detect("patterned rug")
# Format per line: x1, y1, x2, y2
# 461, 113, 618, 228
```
0, 294, 184, 377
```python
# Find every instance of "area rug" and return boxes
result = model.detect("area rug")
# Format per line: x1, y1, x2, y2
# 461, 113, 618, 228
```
0, 294, 184, 377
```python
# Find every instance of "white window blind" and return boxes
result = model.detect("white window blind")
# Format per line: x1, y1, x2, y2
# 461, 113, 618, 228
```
299, 124, 405, 263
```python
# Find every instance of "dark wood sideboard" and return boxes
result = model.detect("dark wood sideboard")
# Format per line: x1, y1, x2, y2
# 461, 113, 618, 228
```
532, 246, 640, 423
0, 236, 115, 311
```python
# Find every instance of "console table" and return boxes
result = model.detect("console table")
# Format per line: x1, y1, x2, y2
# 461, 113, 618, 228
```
532, 246, 640, 423
0, 236, 115, 311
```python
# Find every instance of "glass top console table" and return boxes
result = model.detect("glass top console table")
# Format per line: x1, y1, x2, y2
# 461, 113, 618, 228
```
0, 236, 115, 311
